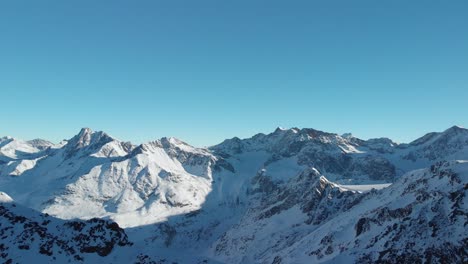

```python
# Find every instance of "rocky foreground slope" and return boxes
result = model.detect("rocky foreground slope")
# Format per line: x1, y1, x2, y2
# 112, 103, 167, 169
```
211, 161, 467, 263
0, 126, 467, 263
0, 192, 132, 263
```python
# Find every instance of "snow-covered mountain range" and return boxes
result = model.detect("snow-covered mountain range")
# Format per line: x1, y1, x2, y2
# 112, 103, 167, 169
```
1, 126, 467, 263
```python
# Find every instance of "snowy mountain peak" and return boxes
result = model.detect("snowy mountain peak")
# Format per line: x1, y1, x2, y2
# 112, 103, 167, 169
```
48, 129, 130, 159
27, 138, 55, 150
437, 125, 468, 143
443, 124, 468, 135
160, 137, 190, 149
0, 136, 14, 141
74, 127, 112, 145
410, 125, 468, 146
135, 137, 200, 155
0, 126, 467, 263
448, 124, 465, 130
79, 127, 92, 135
63, 128, 119, 157
274, 126, 286, 133
273, 126, 302, 135
0, 136, 50, 159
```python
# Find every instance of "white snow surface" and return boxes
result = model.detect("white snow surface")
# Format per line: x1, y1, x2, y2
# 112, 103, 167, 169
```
0, 191, 13, 202
0, 126, 467, 263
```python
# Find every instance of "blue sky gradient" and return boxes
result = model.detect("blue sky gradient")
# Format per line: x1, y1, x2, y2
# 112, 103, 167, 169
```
1, 0, 467, 146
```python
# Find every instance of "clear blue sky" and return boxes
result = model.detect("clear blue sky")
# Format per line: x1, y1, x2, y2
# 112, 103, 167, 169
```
1, 0, 467, 146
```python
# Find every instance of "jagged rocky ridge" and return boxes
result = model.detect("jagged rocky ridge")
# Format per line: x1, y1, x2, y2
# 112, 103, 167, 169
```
0, 128, 228, 228
211, 160, 468, 263
0, 126, 467, 263
212, 126, 468, 183
0, 192, 131, 263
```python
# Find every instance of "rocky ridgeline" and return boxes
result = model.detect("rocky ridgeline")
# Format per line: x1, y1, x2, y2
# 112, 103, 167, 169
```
0, 127, 467, 263
211, 161, 467, 263
0, 198, 131, 263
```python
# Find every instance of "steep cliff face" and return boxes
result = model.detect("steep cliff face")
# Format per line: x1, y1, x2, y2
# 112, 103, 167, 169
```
211, 161, 468, 263
0, 128, 228, 228
0, 127, 467, 263
212, 126, 468, 183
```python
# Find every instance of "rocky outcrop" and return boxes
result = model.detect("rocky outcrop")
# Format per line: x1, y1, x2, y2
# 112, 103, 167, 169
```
0, 199, 131, 263
212, 161, 468, 263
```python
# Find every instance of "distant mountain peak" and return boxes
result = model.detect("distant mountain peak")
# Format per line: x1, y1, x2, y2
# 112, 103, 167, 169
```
0, 136, 14, 141
74, 127, 113, 142
444, 125, 467, 133
63, 128, 118, 158
78, 127, 92, 135
160, 136, 185, 146
274, 126, 287, 133
0, 125, 467, 263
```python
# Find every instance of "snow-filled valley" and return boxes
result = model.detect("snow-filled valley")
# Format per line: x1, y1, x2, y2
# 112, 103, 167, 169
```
1, 126, 467, 263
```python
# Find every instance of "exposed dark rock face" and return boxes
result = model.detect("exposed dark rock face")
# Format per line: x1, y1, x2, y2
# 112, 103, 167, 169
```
213, 126, 468, 184
251, 168, 362, 225
403, 126, 468, 161
212, 128, 401, 182
213, 161, 468, 263
64, 128, 118, 159
1, 127, 468, 263
351, 161, 468, 263
0, 201, 132, 263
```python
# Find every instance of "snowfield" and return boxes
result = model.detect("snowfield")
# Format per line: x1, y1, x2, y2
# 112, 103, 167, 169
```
1, 126, 467, 263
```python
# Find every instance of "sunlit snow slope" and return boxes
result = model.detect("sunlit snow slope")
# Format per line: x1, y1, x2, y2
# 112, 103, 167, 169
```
1, 126, 467, 263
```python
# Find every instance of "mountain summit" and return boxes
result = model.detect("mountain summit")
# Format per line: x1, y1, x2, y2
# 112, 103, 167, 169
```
0, 126, 467, 263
